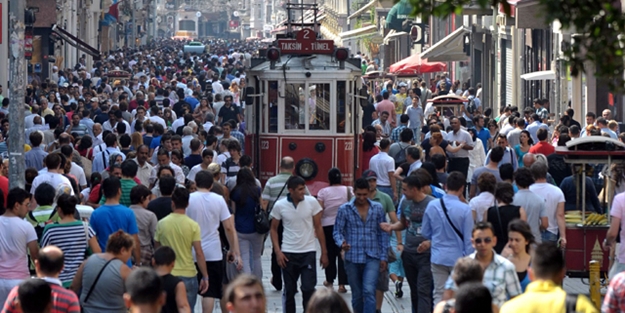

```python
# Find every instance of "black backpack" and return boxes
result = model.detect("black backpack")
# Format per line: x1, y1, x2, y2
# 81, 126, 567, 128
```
467, 97, 477, 115
29, 210, 57, 242
394, 144, 410, 167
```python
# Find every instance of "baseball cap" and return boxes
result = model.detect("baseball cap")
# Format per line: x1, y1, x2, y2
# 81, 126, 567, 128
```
362, 169, 377, 180
207, 163, 221, 175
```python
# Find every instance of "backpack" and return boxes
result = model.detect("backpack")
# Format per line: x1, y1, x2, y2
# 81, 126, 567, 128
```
393, 143, 410, 167
29, 210, 57, 242
467, 97, 477, 115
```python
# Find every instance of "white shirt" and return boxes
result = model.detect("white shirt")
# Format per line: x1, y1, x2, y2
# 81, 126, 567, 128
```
0, 216, 38, 279
212, 82, 225, 95
150, 162, 185, 185
270, 195, 322, 253
186, 164, 206, 182
469, 191, 495, 222
30, 171, 75, 202
148, 115, 167, 129
186, 190, 231, 261
134, 159, 153, 187
368, 151, 396, 186
70, 162, 87, 187
446, 129, 474, 158
171, 117, 185, 132
529, 182, 565, 235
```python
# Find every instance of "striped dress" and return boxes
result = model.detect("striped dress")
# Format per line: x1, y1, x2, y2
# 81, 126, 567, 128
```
41, 221, 96, 286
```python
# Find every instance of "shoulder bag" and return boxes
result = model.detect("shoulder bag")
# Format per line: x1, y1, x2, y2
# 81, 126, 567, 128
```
83, 258, 116, 305
439, 199, 464, 242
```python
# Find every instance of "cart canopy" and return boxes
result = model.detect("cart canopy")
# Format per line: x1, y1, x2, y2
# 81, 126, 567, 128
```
389, 54, 446, 76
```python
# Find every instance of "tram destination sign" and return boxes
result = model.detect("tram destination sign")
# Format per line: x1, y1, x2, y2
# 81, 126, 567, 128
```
277, 28, 335, 55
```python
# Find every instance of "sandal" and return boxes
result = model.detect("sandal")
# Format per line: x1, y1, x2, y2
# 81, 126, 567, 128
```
323, 281, 333, 289
338, 285, 347, 293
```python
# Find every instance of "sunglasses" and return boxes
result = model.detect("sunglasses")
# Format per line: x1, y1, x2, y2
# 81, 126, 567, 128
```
474, 237, 492, 244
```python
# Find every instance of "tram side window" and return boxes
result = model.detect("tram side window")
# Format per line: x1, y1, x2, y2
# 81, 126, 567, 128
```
285, 83, 306, 130
268, 81, 278, 133
309, 83, 331, 131
337, 81, 346, 133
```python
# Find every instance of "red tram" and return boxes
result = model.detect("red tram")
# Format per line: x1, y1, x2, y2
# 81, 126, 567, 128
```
246, 7, 362, 195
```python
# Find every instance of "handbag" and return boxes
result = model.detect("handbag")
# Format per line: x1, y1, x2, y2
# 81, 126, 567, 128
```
254, 204, 270, 234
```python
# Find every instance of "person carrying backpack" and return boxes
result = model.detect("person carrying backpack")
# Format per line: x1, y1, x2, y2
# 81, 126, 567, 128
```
25, 183, 60, 242
462, 87, 481, 128
389, 128, 414, 168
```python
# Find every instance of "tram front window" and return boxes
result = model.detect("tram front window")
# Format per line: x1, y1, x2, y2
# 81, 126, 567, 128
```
285, 83, 305, 129
268, 81, 278, 133
309, 83, 331, 130
337, 81, 346, 133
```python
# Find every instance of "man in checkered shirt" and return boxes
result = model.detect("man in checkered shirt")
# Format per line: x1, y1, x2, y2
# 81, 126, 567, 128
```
444, 222, 521, 308
533, 98, 549, 124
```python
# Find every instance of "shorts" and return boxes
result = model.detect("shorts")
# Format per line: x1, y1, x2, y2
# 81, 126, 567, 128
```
376, 268, 390, 291
196, 260, 224, 299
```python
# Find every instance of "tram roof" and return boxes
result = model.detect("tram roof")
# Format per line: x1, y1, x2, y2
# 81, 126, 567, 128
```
249, 54, 361, 73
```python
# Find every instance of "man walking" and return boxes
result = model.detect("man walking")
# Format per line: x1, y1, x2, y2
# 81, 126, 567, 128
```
270, 176, 328, 313
421, 172, 474, 305
187, 171, 242, 313
334, 178, 389, 313
446, 117, 474, 179
381, 175, 435, 313
155, 187, 209, 310
529, 162, 566, 247
369, 139, 397, 202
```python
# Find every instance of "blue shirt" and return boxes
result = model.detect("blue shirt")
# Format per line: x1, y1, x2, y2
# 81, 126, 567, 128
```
333, 199, 389, 263
231, 187, 260, 234
474, 126, 491, 153
184, 96, 200, 110
526, 121, 548, 143
149, 135, 162, 150
390, 125, 407, 143
90, 204, 139, 267
406, 105, 424, 129
25, 146, 48, 171
92, 147, 126, 174
601, 127, 618, 139
421, 195, 475, 266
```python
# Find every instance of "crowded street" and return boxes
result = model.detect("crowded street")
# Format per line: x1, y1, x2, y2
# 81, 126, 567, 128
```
0, 0, 624, 313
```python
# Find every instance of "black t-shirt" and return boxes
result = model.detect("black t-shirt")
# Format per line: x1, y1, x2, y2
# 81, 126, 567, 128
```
420, 138, 449, 161
487, 204, 521, 254
219, 105, 240, 123
173, 100, 189, 118
547, 154, 572, 186
184, 154, 203, 169
161, 274, 181, 313
362, 103, 376, 127
147, 196, 173, 221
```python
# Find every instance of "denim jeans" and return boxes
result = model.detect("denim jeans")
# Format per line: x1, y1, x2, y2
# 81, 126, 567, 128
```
377, 186, 394, 202
411, 127, 421, 145
402, 251, 432, 313
238, 232, 264, 278
281, 252, 317, 313
609, 262, 625, 280
541, 230, 558, 244
178, 276, 198, 311
344, 257, 380, 313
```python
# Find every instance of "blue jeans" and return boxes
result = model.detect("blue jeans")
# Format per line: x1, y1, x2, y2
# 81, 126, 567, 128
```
344, 258, 380, 313
541, 230, 558, 244
377, 186, 394, 202
179, 276, 198, 311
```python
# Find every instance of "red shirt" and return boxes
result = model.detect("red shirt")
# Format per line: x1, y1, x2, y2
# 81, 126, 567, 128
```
528, 141, 555, 156
0, 175, 8, 207
3, 281, 81, 313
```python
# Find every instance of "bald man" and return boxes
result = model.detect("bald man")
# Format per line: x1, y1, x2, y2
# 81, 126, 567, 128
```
523, 152, 557, 185
3, 246, 81, 312
603, 109, 612, 120
522, 153, 536, 168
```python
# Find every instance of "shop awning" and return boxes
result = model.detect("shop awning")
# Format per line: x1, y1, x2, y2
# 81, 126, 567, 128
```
384, 29, 408, 43
420, 26, 469, 62
520, 70, 555, 81
386, 0, 413, 31
348, 0, 378, 20
339, 25, 378, 41
52, 24, 101, 60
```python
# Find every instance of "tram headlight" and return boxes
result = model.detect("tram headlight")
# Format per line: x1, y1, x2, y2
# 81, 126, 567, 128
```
296, 158, 318, 180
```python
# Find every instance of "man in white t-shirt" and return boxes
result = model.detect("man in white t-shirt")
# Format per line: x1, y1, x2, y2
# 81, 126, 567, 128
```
270, 176, 329, 313
529, 162, 566, 248
369, 138, 397, 202
186, 171, 242, 312
0, 187, 38, 305
29, 152, 75, 208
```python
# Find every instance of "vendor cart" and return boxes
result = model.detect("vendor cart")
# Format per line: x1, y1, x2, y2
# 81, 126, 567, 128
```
425, 95, 467, 121
556, 138, 625, 277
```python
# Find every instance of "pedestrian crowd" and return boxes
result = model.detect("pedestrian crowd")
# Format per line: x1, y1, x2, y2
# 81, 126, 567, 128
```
0, 36, 624, 313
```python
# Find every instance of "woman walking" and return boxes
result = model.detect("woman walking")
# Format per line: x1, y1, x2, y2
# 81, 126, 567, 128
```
317, 168, 351, 293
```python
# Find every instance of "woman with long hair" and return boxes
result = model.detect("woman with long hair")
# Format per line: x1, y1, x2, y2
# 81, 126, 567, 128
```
163, 108, 174, 129
506, 219, 534, 292
170, 149, 189, 177
360, 131, 378, 172
514, 130, 533, 168
41, 194, 101, 287
230, 167, 264, 278
317, 168, 351, 293
485, 183, 527, 254
76, 135, 93, 158
130, 132, 143, 151
71, 230, 134, 313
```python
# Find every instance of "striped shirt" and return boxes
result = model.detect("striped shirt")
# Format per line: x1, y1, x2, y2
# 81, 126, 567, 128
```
41, 221, 96, 284
262, 173, 310, 210
2, 279, 81, 313
221, 157, 240, 178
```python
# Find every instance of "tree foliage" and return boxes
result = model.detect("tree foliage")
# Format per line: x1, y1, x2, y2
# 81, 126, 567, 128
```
407, 0, 625, 90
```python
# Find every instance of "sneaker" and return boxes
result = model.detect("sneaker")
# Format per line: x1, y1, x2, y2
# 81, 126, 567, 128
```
394, 281, 403, 298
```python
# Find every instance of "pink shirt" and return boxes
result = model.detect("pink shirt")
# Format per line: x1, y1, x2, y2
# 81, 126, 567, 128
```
611, 193, 625, 263
317, 185, 353, 227
0, 216, 38, 279
375, 100, 396, 125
